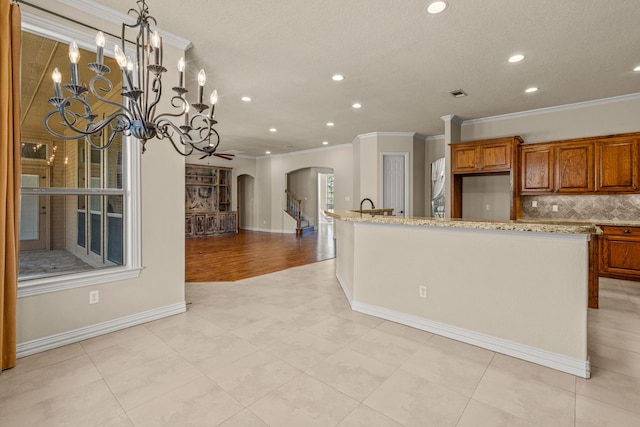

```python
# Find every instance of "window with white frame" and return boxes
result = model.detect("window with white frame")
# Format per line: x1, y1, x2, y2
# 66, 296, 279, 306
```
18, 18, 141, 297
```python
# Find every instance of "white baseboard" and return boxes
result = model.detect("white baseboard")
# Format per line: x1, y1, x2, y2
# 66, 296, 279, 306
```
335, 271, 353, 305
17, 302, 186, 358
251, 227, 295, 234
351, 301, 590, 378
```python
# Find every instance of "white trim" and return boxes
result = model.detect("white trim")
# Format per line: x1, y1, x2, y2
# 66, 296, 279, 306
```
16, 302, 186, 358
335, 270, 353, 305
351, 300, 590, 378
425, 134, 445, 142
251, 227, 296, 234
254, 143, 352, 160
55, 0, 193, 50
352, 131, 428, 145
441, 114, 463, 125
462, 92, 640, 127
18, 267, 142, 298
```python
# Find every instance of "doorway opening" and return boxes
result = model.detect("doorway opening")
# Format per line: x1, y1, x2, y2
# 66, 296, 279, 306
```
317, 172, 334, 227
237, 174, 255, 230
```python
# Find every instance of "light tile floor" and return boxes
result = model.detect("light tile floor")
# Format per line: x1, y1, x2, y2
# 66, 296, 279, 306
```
2, 260, 640, 426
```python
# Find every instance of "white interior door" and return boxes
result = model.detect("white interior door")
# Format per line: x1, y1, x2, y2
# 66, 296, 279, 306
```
20, 170, 49, 251
383, 154, 406, 216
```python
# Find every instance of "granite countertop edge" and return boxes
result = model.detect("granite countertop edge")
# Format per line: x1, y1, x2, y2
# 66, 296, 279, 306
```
324, 210, 602, 234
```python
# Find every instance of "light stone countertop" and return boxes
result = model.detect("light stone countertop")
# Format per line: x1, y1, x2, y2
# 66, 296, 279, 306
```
325, 210, 601, 234
518, 218, 640, 228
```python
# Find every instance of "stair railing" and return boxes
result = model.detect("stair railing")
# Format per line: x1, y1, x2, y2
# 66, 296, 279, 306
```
284, 189, 302, 230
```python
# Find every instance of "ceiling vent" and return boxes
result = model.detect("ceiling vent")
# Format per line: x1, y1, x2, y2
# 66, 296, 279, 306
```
449, 89, 468, 98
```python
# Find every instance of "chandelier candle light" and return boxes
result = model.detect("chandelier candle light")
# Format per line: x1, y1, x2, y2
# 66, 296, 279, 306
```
44, 0, 225, 157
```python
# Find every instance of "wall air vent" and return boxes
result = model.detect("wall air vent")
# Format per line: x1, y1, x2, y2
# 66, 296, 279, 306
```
449, 89, 468, 98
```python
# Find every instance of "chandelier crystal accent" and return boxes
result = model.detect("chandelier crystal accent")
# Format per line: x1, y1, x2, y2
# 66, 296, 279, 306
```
44, 0, 224, 157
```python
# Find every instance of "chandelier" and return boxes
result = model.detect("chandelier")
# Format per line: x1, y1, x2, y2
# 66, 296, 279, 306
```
44, 0, 226, 158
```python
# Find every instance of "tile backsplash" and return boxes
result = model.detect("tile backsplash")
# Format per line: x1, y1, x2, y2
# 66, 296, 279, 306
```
521, 195, 640, 221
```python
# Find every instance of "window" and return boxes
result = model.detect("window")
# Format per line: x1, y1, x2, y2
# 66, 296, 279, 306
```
18, 18, 141, 297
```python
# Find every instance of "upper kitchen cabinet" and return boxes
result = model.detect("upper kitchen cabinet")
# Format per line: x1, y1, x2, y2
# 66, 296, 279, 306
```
596, 135, 639, 193
521, 143, 554, 193
519, 132, 640, 195
556, 142, 594, 193
450, 136, 522, 220
451, 136, 521, 173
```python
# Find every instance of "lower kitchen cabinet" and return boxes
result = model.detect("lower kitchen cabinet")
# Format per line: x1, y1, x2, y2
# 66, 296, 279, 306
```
599, 225, 640, 281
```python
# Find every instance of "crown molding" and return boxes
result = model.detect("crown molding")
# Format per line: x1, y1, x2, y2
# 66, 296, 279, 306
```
440, 114, 463, 125
255, 142, 352, 159
462, 92, 640, 126
55, 0, 193, 50
425, 134, 445, 141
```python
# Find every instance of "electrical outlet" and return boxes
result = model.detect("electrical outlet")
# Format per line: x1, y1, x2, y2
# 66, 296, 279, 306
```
89, 290, 99, 304
485, 204, 491, 211
531, 200, 537, 208
552, 205, 559, 212
419, 286, 427, 299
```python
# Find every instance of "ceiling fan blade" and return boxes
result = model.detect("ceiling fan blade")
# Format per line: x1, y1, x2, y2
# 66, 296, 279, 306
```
215, 153, 235, 160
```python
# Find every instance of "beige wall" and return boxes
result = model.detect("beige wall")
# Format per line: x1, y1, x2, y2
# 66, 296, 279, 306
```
17, 3, 186, 344
461, 174, 511, 220
257, 145, 354, 233
336, 220, 590, 375
461, 94, 640, 144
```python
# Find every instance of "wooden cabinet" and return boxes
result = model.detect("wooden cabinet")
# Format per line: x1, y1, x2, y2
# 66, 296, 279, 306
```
596, 136, 639, 192
451, 136, 522, 219
519, 132, 640, 195
451, 136, 519, 174
185, 164, 237, 237
452, 145, 479, 172
520, 144, 554, 193
556, 142, 594, 193
599, 225, 640, 281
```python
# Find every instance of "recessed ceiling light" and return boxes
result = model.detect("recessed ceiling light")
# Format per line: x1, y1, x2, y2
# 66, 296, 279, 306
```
332, 74, 344, 81
634, 65, 640, 72
525, 87, 539, 93
352, 103, 362, 109
426, 0, 448, 14
241, 96, 252, 102
265, 151, 271, 154
326, 122, 335, 127
269, 128, 277, 132
508, 54, 525, 63
322, 141, 329, 145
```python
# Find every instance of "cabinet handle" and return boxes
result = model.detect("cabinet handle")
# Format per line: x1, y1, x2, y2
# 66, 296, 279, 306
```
624, 229, 632, 234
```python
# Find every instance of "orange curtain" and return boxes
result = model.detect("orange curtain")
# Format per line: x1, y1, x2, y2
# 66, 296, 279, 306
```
0, 0, 21, 371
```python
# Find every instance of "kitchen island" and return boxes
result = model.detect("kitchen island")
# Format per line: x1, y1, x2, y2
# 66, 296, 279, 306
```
325, 210, 599, 378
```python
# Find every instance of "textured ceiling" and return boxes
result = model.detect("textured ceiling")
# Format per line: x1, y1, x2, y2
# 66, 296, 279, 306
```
27, 0, 640, 156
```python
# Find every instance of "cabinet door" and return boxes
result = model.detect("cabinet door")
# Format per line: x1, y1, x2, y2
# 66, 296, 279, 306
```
596, 138, 639, 192
451, 146, 479, 173
599, 226, 640, 281
520, 144, 554, 193
481, 142, 511, 171
556, 143, 594, 193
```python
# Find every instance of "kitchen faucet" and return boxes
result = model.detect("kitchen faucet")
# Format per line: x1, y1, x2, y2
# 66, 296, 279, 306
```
359, 198, 375, 215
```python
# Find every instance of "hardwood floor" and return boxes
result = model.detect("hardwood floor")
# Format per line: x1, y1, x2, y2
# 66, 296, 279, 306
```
185, 223, 335, 282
